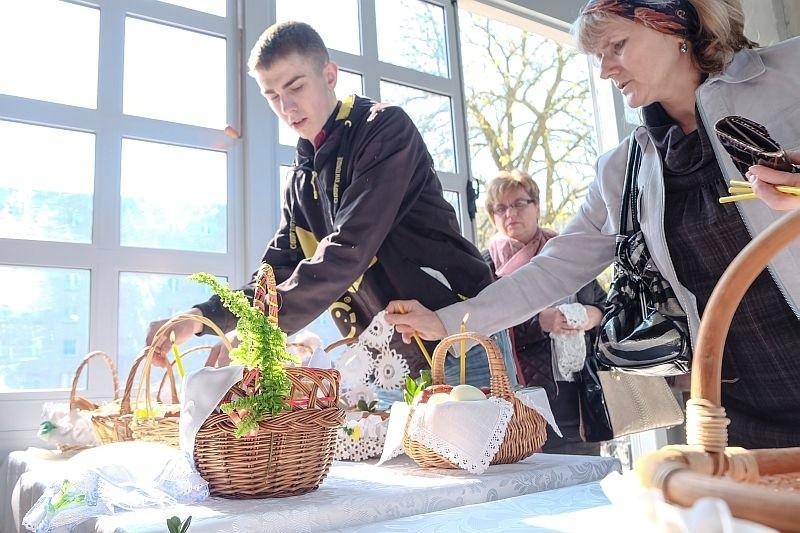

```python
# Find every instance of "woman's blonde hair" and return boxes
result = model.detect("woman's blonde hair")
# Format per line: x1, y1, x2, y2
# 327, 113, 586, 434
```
571, 0, 758, 75
485, 170, 539, 222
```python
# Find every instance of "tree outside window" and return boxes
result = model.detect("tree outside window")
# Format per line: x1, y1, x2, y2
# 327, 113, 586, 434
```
459, 11, 598, 250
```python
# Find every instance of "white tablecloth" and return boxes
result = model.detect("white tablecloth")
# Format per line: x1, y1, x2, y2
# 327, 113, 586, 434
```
3, 448, 620, 533
340, 480, 613, 532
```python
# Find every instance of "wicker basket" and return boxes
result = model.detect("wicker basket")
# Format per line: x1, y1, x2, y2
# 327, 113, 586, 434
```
63, 350, 122, 449
402, 332, 547, 469
324, 337, 391, 461
636, 209, 800, 532
192, 263, 345, 498
129, 314, 233, 447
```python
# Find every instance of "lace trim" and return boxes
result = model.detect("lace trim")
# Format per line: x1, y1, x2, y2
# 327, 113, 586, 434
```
407, 397, 513, 474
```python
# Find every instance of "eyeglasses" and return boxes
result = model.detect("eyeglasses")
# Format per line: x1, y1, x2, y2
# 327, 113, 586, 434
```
491, 198, 535, 216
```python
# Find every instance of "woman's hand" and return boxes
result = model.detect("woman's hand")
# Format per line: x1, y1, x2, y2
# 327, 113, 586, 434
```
540, 305, 603, 334
145, 308, 204, 368
385, 300, 447, 342
539, 308, 575, 334
748, 151, 800, 211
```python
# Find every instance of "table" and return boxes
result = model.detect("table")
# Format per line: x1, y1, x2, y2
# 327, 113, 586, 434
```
339, 480, 615, 532
3, 448, 620, 532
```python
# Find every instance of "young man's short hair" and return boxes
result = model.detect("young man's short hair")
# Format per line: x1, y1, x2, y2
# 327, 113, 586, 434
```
248, 21, 330, 74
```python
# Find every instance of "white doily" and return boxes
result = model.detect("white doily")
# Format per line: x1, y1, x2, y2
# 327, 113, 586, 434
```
359, 311, 393, 351
333, 311, 419, 408
373, 348, 410, 390
551, 303, 589, 381
334, 343, 375, 385
407, 397, 514, 475
344, 384, 376, 407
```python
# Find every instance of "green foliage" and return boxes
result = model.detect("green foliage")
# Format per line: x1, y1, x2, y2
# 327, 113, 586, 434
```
403, 369, 432, 405
48, 480, 85, 513
356, 399, 378, 413
460, 12, 598, 238
167, 515, 192, 533
189, 271, 299, 438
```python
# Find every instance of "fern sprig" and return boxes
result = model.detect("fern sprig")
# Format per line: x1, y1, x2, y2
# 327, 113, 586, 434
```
189, 270, 298, 435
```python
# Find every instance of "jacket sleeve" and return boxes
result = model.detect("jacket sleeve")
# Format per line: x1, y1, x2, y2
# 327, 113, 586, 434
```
194, 181, 305, 334
436, 140, 630, 337
577, 279, 608, 312
269, 108, 430, 335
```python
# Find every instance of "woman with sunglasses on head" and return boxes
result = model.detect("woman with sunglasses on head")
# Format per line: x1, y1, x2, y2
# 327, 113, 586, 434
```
388, 0, 800, 448
482, 170, 606, 455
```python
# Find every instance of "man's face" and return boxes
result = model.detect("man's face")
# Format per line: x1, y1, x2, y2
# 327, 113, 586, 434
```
253, 52, 338, 141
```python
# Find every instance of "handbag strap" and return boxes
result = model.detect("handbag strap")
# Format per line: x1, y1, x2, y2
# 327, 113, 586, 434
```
618, 131, 644, 237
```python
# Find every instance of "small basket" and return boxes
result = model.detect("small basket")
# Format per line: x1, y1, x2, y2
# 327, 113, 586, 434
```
636, 209, 800, 532
402, 332, 547, 469
192, 263, 345, 498
325, 337, 390, 461
128, 314, 232, 447
62, 350, 122, 449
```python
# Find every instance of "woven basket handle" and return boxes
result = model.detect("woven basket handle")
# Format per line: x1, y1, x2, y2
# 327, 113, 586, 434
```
155, 345, 212, 400
120, 313, 233, 416
323, 337, 357, 353
254, 263, 279, 326
69, 351, 119, 410
430, 332, 513, 401
691, 209, 800, 445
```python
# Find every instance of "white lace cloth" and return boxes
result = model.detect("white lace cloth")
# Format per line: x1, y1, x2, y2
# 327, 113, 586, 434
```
379, 389, 560, 474
407, 397, 514, 474
21, 442, 208, 533
550, 302, 588, 381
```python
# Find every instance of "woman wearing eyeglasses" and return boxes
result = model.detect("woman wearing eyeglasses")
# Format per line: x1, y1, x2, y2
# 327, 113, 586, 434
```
387, 0, 800, 448
484, 170, 605, 455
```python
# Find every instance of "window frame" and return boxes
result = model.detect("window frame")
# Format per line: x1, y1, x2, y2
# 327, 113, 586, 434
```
0, 0, 244, 448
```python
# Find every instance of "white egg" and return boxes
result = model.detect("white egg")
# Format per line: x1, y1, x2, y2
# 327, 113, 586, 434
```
449, 384, 487, 401
426, 392, 452, 405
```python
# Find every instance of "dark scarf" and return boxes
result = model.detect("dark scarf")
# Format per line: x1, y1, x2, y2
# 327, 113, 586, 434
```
581, 0, 700, 39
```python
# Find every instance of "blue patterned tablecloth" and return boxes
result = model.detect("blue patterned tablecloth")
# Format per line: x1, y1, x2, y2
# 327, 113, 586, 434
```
5, 449, 620, 533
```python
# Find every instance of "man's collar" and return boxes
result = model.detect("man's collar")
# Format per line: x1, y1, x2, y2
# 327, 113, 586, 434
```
312, 95, 356, 149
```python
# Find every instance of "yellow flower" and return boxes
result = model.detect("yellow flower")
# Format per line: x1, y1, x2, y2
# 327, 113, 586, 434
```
351, 425, 362, 441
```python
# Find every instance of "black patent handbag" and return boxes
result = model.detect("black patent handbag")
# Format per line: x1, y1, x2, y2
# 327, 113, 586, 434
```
715, 115, 799, 176
595, 133, 691, 376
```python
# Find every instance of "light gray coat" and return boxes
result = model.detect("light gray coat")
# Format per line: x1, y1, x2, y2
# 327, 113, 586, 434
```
438, 38, 800, 345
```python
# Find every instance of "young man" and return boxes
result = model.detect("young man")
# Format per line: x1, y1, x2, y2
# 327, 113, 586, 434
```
147, 21, 514, 385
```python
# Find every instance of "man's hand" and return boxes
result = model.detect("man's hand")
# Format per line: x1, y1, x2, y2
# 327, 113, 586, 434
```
145, 308, 204, 368
205, 330, 241, 368
385, 299, 446, 343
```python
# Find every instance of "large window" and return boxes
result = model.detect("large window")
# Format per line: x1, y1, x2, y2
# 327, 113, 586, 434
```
0, 0, 242, 450
0, 0, 618, 457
